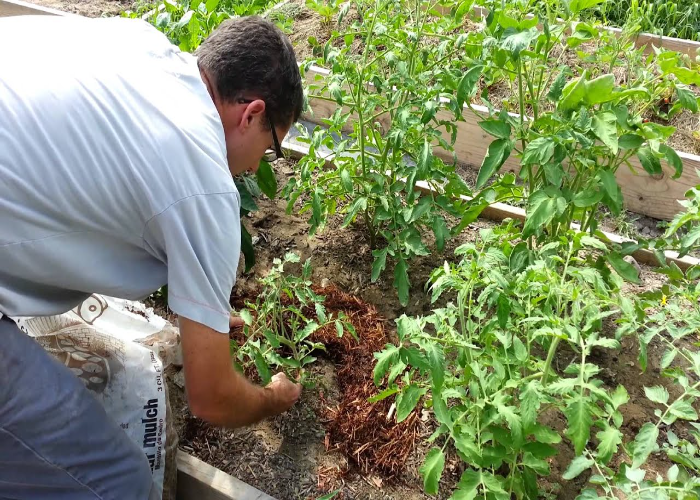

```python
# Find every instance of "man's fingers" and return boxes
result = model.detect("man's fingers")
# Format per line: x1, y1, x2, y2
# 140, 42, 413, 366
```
229, 315, 245, 329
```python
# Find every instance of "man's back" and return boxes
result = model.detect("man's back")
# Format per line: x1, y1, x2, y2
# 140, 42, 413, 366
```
0, 16, 240, 326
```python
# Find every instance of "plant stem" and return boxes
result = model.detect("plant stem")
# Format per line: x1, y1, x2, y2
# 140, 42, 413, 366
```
541, 337, 562, 385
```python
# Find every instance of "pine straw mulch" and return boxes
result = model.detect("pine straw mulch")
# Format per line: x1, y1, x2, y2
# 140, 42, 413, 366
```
231, 284, 420, 478
311, 285, 420, 477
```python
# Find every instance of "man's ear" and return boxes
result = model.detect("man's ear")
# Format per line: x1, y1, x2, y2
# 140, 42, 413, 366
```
240, 99, 266, 131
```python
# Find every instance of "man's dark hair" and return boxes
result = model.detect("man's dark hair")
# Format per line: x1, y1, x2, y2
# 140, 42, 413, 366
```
196, 16, 304, 128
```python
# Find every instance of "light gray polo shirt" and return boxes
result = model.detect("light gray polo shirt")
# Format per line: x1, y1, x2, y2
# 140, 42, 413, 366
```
0, 16, 240, 333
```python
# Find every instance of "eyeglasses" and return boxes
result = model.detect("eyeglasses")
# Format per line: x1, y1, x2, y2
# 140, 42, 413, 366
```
238, 98, 285, 162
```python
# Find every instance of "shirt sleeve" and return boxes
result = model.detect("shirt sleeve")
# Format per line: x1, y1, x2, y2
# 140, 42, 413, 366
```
143, 192, 241, 333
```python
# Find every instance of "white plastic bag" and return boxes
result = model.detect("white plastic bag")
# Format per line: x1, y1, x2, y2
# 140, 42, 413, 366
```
12, 294, 173, 499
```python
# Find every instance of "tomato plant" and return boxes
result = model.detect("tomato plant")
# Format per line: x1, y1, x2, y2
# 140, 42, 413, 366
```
234, 252, 355, 384
285, 0, 518, 305
373, 220, 700, 498
467, 4, 697, 271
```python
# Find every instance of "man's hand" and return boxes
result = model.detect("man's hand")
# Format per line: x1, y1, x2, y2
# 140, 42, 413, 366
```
229, 313, 245, 330
179, 316, 302, 428
264, 373, 302, 413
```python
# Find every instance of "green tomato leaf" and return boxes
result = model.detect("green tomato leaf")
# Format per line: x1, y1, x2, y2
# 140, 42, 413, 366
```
432, 216, 450, 252
457, 65, 483, 108
396, 384, 427, 422
236, 179, 259, 213
240, 223, 256, 272
497, 293, 510, 328
509, 241, 531, 272
596, 425, 622, 464
592, 112, 618, 154
573, 189, 604, 208
584, 74, 615, 105
316, 489, 341, 500
532, 424, 562, 444
253, 350, 272, 385
239, 309, 254, 326
580, 235, 607, 250
660, 144, 683, 179
501, 28, 539, 59
669, 399, 698, 421
476, 139, 512, 189
371, 247, 389, 283
418, 139, 432, 178
562, 455, 594, 480
453, 469, 479, 499
564, 396, 593, 455
676, 86, 699, 113
631, 422, 659, 468
341, 168, 353, 192
523, 191, 565, 239
644, 386, 670, 405
522, 137, 556, 165
497, 404, 523, 446
256, 160, 278, 199
373, 345, 399, 386
523, 441, 558, 459
607, 252, 641, 284
521, 452, 550, 475
599, 170, 623, 215
394, 259, 410, 306
368, 387, 400, 403
548, 70, 569, 102
559, 73, 587, 112
637, 146, 662, 175
427, 344, 446, 392
420, 448, 445, 495
569, 0, 605, 13
520, 381, 540, 431
661, 349, 678, 369
618, 133, 645, 150
478, 119, 511, 139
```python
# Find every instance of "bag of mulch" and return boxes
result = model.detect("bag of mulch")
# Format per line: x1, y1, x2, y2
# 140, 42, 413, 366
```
12, 294, 180, 500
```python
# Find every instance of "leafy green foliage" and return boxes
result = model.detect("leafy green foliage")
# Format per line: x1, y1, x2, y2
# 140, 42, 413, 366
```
468, 4, 686, 263
658, 177, 700, 258
234, 253, 354, 383
596, 0, 700, 42
285, 0, 517, 305
372, 223, 648, 499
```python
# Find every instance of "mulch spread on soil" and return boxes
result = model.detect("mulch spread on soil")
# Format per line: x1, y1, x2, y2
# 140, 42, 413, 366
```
231, 284, 420, 478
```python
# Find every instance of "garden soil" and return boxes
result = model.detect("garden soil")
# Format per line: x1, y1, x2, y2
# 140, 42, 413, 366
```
163, 160, 685, 500
24, 0, 139, 17
14, 0, 695, 495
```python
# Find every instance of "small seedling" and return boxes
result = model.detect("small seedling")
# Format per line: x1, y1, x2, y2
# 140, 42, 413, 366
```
234, 252, 355, 385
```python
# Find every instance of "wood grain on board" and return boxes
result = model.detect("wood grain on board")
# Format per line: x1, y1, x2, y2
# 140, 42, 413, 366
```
176, 452, 277, 500
302, 65, 700, 221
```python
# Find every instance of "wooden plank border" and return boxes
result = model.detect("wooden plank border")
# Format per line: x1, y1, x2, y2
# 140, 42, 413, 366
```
301, 65, 700, 221
176, 452, 277, 500
281, 134, 700, 271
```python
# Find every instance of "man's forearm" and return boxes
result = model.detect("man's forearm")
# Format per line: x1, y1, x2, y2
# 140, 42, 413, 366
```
192, 365, 277, 428
178, 316, 299, 429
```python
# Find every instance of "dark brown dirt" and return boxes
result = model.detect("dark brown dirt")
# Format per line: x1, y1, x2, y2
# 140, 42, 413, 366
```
161, 159, 693, 500
24, 0, 140, 17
